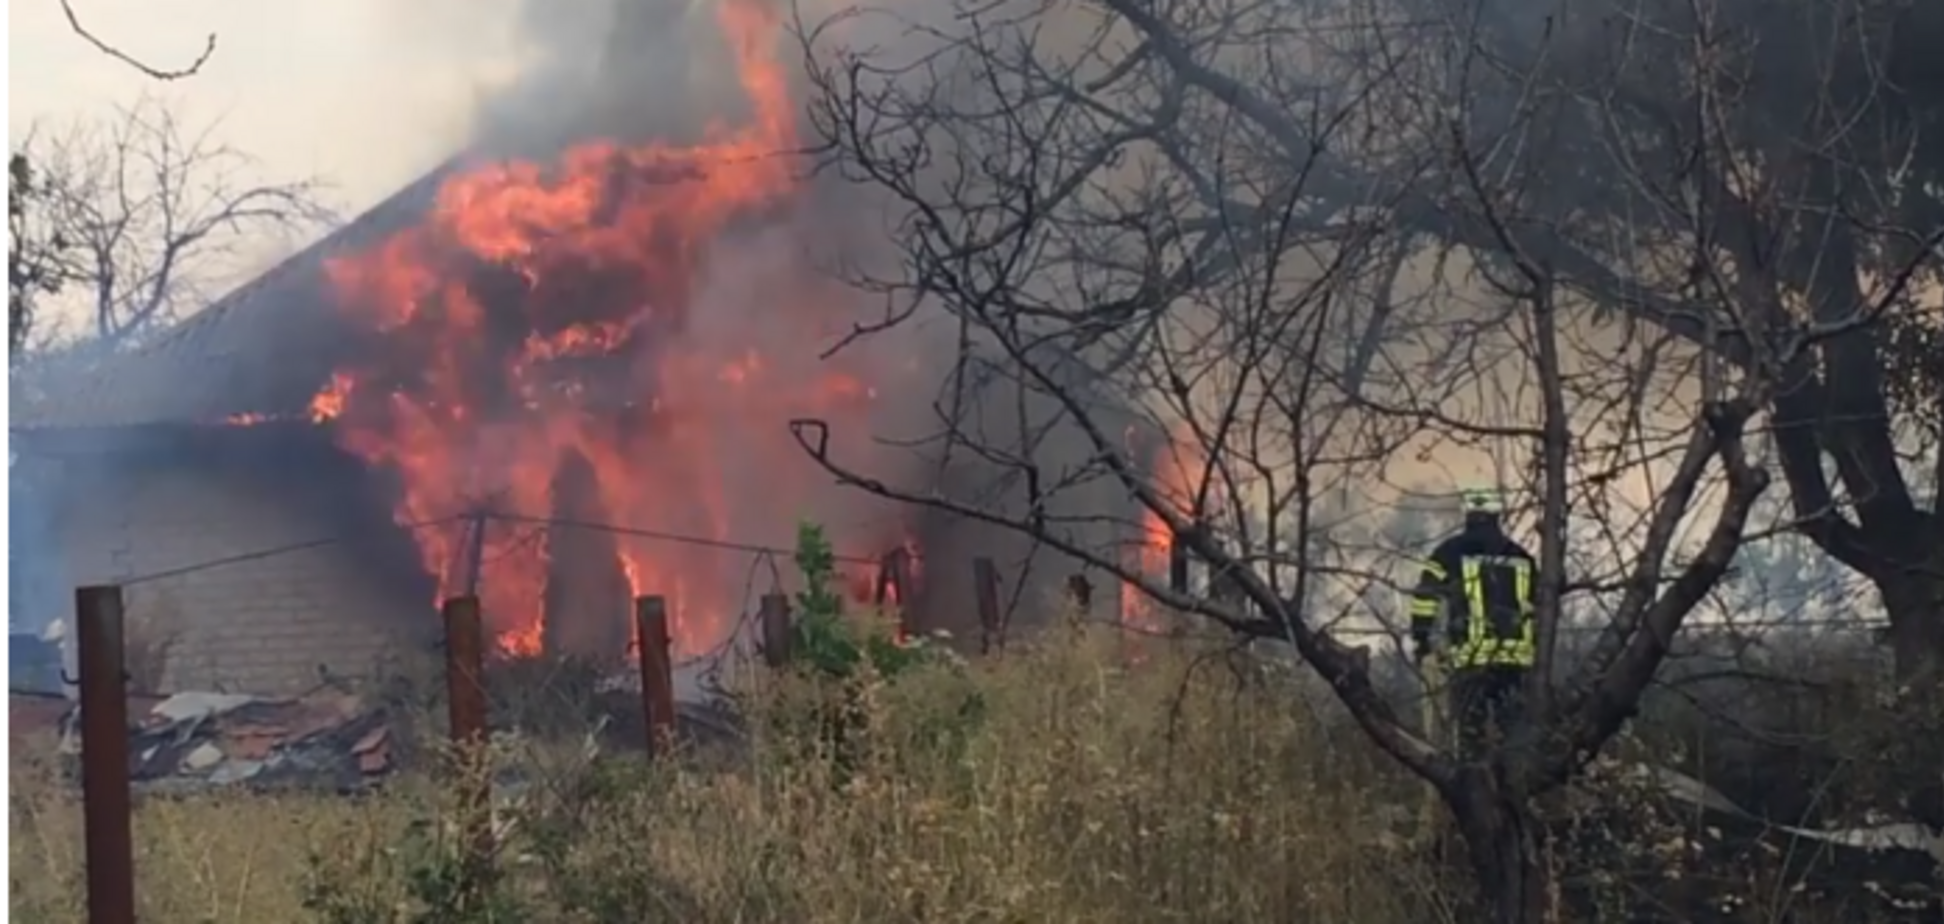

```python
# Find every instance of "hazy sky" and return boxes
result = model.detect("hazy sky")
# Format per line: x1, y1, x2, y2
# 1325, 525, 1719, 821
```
10, 0, 542, 231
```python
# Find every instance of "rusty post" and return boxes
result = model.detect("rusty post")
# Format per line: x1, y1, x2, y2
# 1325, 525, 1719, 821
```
1066, 573, 1094, 610
874, 551, 893, 606
76, 585, 135, 924
1167, 532, 1191, 594
442, 596, 488, 746
1166, 532, 1194, 641
973, 557, 1002, 654
440, 596, 492, 865
1065, 573, 1096, 651
759, 593, 793, 667
634, 596, 677, 756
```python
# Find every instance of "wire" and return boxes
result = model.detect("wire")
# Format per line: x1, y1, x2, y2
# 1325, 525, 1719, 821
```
109, 509, 1885, 662
489, 512, 882, 566
109, 507, 892, 588
119, 516, 464, 586
665, 550, 770, 672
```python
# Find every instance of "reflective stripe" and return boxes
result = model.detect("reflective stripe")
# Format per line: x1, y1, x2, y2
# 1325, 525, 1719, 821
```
1451, 554, 1537, 669
1516, 559, 1535, 656
1422, 560, 1447, 581
1461, 558, 1487, 649
1409, 599, 1441, 616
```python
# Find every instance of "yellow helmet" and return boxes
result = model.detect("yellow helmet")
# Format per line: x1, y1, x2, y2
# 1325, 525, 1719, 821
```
1459, 486, 1506, 516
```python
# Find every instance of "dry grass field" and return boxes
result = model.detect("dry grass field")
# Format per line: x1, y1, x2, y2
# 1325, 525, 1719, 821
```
10, 626, 1454, 924
10, 620, 1936, 923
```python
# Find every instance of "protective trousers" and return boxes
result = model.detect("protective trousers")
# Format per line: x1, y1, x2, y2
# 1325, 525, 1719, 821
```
1448, 665, 1526, 760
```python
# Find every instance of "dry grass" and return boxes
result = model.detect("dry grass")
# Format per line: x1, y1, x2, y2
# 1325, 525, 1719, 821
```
18, 622, 1928, 923
9, 625, 1451, 924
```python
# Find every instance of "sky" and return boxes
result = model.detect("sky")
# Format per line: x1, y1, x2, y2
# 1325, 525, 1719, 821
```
9, 0, 543, 255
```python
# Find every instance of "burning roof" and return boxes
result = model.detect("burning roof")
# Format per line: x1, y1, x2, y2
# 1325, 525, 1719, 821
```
9, 163, 460, 432
296, 0, 919, 658
10, 0, 1161, 667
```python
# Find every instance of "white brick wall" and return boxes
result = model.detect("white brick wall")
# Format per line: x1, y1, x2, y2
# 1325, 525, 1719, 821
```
54, 463, 427, 696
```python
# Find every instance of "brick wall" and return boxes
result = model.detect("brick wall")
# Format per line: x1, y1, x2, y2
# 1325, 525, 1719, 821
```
54, 461, 430, 696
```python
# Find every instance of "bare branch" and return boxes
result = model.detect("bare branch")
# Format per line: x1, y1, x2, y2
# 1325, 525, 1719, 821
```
20, 96, 333, 350
59, 0, 216, 81
789, 0, 1929, 912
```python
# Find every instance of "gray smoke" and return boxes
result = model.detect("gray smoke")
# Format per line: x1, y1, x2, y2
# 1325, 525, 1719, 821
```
465, 0, 746, 157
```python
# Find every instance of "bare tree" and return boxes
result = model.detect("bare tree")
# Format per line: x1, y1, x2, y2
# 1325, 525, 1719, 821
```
778, 0, 1831, 918
1354, 0, 1944, 684
15, 96, 331, 350
58, 0, 216, 80
9, 149, 73, 353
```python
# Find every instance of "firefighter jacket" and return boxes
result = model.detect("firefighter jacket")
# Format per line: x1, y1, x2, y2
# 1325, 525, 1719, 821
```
1409, 525, 1538, 669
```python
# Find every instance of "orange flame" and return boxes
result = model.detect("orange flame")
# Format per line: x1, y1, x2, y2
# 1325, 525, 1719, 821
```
1121, 423, 1203, 636
310, 0, 895, 658
309, 373, 353, 422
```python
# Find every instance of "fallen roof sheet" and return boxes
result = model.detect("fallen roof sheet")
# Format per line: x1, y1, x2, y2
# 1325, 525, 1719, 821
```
10, 689, 394, 794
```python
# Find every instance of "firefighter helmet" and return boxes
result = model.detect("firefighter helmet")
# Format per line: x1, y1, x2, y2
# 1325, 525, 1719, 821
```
1459, 486, 1507, 516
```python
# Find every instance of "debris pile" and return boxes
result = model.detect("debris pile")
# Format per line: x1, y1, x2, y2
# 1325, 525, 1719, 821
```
10, 689, 394, 794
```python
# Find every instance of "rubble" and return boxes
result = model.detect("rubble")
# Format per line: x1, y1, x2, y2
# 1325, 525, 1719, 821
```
8, 676, 752, 796
9, 689, 395, 794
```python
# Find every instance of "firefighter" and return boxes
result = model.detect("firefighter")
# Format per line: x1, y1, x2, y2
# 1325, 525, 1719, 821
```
1408, 486, 1538, 760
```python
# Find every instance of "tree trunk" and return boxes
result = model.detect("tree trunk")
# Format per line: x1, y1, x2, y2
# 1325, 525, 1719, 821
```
1880, 570, 1944, 689
1449, 773, 1550, 923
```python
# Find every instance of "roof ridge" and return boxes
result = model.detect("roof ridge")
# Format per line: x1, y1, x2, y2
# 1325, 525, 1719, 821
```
129, 156, 468, 360
12, 155, 470, 431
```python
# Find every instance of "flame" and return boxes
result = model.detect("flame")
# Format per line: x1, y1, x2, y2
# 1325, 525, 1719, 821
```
311, 0, 895, 658
501, 620, 544, 657
310, 373, 353, 422
823, 541, 920, 644
1121, 422, 1202, 635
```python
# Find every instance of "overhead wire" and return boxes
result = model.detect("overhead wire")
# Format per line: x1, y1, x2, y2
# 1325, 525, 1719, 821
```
118, 515, 466, 586
101, 508, 1892, 654
110, 509, 883, 586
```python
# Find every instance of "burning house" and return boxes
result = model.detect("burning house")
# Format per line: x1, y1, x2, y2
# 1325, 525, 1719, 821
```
9, 0, 1149, 696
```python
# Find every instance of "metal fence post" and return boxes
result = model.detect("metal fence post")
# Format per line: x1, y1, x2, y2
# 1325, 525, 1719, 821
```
76, 584, 135, 924
440, 596, 491, 865
1066, 573, 1094, 610
1167, 532, 1190, 595
973, 557, 1002, 654
759, 593, 793, 668
1167, 532, 1193, 640
633, 596, 676, 757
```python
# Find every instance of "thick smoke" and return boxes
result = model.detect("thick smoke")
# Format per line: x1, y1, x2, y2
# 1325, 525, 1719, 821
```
464, 0, 715, 156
